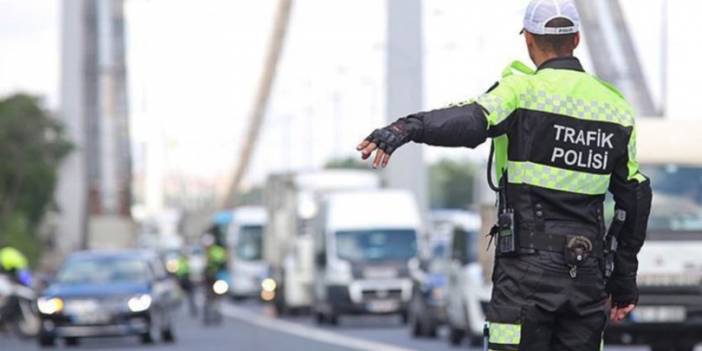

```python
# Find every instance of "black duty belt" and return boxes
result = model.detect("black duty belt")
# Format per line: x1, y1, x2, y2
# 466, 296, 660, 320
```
519, 232, 603, 257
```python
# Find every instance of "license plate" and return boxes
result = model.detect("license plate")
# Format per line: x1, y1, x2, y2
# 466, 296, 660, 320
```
630, 306, 686, 323
367, 300, 399, 313
73, 311, 110, 324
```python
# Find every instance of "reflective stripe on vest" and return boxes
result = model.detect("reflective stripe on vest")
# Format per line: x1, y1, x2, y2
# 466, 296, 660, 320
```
488, 322, 521, 345
508, 161, 610, 195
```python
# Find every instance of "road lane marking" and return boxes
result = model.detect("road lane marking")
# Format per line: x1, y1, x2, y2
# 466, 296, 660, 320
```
220, 304, 418, 351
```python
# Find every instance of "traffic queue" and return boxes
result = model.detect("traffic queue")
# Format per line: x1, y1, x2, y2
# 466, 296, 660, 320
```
2, 119, 702, 351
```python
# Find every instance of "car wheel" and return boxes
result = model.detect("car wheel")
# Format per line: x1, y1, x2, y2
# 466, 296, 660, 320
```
327, 312, 339, 326
409, 310, 422, 337
314, 311, 326, 325
424, 321, 438, 339
448, 325, 464, 346
64, 337, 80, 347
141, 331, 155, 344
140, 323, 155, 344
161, 327, 175, 343
38, 334, 55, 347
400, 310, 409, 325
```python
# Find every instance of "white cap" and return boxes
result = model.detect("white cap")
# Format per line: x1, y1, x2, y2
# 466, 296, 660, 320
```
523, 0, 580, 35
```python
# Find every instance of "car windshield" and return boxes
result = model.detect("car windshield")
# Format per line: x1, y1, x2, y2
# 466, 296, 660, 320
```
236, 225, 263, 261
335, 229, 417, 262
57, 256, 150, 284
643, 164, 702, 232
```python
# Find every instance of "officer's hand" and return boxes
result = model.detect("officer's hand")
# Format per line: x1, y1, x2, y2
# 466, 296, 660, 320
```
356, 121, 412, 168
610, 303, 635, 322
356, 140, 390, 169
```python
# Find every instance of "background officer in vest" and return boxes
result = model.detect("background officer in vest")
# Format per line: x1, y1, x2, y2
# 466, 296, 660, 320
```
356, 1, 652, 350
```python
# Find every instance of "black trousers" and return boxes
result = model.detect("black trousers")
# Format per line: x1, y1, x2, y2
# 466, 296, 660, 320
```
486, 251, 608, 351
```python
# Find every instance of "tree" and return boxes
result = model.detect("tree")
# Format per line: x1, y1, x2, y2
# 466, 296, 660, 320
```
324, 157, 367, 170
429, 159, 477, 209
0, 94, 72, 266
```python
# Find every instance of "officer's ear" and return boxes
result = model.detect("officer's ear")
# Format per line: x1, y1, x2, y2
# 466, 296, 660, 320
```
523, 32, 540, 65
523, 31, 534, 48
573, 32, 581, 51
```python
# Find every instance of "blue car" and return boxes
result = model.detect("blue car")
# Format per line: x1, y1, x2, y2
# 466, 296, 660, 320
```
36, 250, 181, 347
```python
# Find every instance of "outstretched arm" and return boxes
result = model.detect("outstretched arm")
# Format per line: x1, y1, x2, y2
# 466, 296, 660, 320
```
356, 103, 490, 168
357, 74, 521, 168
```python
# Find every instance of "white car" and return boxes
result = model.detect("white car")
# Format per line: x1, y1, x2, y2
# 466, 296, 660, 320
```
438, 211, 492, 347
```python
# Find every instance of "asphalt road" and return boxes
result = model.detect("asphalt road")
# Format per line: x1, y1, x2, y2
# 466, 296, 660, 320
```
1, 299, 651, 351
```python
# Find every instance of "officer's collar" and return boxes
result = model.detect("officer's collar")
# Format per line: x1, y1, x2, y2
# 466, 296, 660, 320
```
537, 56, 585, 72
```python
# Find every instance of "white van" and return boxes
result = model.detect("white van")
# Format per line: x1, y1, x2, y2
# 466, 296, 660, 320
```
226, 206, 268, 300
263, 170, 380, 314
605, 119, 702, 351
312, 190, 422, 325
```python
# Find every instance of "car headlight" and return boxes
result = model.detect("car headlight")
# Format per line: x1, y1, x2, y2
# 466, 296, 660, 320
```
127, 294, 152, 312
213, 280, 229, 295
261, 278, 277, 292
37, 297, 64, 315
165, 259, 179, 273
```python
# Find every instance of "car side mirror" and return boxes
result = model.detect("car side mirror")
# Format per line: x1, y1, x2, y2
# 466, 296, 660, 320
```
451, 228, 470, 265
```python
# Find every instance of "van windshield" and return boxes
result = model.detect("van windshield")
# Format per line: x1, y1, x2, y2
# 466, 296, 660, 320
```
236, 225, 263, 261
335, 229, 417, 262
643, 165, 702, 232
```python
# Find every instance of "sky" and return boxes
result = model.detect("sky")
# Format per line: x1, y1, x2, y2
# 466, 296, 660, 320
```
0, 0, 699, 197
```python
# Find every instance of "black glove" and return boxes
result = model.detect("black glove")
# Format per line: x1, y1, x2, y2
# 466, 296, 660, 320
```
606, 275, 638, 307
364, 121, 412, 155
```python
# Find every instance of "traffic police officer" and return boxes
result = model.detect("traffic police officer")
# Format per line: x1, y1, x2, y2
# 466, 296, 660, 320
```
356, 1, 652, 350
0, 246, 29, 283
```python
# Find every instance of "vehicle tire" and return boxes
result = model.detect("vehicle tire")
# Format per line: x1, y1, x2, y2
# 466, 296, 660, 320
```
161, 327, 175, 343
314, 311, 326, 325
400, 310, 409, 325
328, 312, 339, 326
140, 325, 155, 344
448, 325, 464, 346
64, 337, 80, 346
409, 311, 422, 337
273, 287, 288, 316
425, 321, 438, 339
38, 334, 55, 347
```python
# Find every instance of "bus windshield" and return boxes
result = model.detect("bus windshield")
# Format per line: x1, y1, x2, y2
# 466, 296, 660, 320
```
236, 225, 263, 261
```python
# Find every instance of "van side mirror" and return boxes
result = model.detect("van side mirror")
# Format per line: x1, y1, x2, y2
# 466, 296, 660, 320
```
451, 228, 469, 265
315, 252, 327, 267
